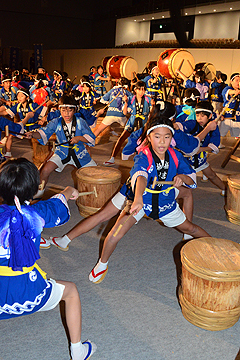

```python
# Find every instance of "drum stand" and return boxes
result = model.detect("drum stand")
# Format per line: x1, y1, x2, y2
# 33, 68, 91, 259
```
221, 137, 240, 168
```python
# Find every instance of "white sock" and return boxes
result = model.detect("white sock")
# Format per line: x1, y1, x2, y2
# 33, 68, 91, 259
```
96, 259, 108, 272
5, 151, 12, 157
55, 235, 71, 248
89, 259, 108, 282
70, 341, 86, 360
183, 234, 194, 240
106, 157, 114, 163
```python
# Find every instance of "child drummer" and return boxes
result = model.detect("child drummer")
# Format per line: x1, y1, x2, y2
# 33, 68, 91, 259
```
26, 95, 96, 199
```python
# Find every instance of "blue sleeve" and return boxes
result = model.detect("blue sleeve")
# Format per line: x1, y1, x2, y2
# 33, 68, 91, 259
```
31, 197, 70, 228
182, 120, 197, 134
185, 80, 195, 88
0, 117, 22, 133
122, 128, 143, 159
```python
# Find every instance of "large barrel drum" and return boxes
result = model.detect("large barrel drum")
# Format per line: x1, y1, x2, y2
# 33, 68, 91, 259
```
225, 174, 240, 225
76, 166, 122, 217
179, 237, 240, 331
106, 55, 138, 80
157, 48, 195, 79
101, 56, 112, 71
195, 62, 216, 81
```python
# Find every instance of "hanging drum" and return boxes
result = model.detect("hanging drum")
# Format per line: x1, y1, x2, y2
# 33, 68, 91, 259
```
195, 62, 216, 81
157, 48, 195, 80
106, 55, 138, 80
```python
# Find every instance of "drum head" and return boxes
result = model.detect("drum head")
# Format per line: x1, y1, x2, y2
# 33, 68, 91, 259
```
181, 237, 240, 280
169, 49, 195, 79
202, 63, 216, 81
120, 57, 138, 80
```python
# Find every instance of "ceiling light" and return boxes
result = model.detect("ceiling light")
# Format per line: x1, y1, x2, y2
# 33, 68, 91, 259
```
213, 9, 216, 12
185, 12, 188, 15
162, 16, 164, 18
152, 17, 154, 19
199, 11, 201, 13
230, 7, 232, 10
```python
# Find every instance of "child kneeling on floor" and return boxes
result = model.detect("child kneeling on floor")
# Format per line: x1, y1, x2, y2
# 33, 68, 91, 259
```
0, 158, 96, 360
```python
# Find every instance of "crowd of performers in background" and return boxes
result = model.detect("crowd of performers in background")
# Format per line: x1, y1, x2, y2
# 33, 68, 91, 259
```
0, 62, 239, 164
1, 61, 240, 359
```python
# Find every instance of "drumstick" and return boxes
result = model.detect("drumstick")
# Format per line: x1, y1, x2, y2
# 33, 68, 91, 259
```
187, 59, 194, 71
152, 176, 174, 189
215, 95, 236, 122
32, 97, 49, 113
101, 91, 122, 111
178, 59, 185, 73
4, 125, 27, 137
76, 186, 98, 198
113, 212, 136, 237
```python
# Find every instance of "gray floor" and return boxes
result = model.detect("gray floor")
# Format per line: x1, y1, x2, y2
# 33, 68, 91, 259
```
1, 132, 240, 360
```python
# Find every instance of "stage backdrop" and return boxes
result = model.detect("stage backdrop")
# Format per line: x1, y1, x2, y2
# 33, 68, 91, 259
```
23, 47, 240, 87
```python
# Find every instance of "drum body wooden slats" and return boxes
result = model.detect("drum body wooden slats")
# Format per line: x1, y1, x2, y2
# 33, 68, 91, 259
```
106, 55, 138, 80
179, 237, 240, 331
157, 48, 195, 80
225, 174, 240, 225
76, 166, 122, 217
195, 62, 216, 81
31, 134, 56, 168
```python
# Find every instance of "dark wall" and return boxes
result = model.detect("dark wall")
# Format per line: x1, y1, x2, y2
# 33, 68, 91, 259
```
0, 0, 116, 50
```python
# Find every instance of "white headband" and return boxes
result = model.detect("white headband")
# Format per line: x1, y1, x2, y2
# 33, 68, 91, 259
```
81, 81, 92, 87
2, 78, 11, 83
195, 108, 212, 114
17, 90, 29, 97
54, 71, 62, 77
147, 124, 175, 135
183, 93, 200, 104
151, 66, 158, 73
59, 104, 76, 108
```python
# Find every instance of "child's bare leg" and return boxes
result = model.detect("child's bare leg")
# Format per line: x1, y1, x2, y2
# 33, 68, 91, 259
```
57, 280, 97, 359
67, 201, 120, 241
176, 186, 193, 222
93, 121, 107, 138
57, 280, 81, 343
40, 160, 58, 188
176, 219, 210, 238
5, 134, 13, 154
89, 210, 137, 283
203, 166, 225, 191
100, 210, 137, 262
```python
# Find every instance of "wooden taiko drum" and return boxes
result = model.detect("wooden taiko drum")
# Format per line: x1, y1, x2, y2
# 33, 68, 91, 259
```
94, 117, 111, 145
225, 174, 240, 225
179, 237, 240, 331
76, 166, 122, 217
31, 134, 56, 168
101, 56, 112, 71
157, 48, 195, 80
106, 55, 138, 80
195, 62, 216, 81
